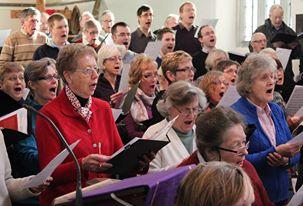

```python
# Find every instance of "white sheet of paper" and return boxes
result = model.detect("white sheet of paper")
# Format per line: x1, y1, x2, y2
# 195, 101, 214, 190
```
0, 29, 11, 47
111, 108, 122, 121
276, 48, 292, 70
118, 63, 130, 92
286, 85, 303, 115
288, 131, 303, 146
292, 59, 300, 77
217, 85, 241, 107
0, 108, 28, 134
23, 88, 30, 100
144, 41, 162, 60
144, 115, 178, 141
295, 107, 303, 117
23, 139, 81, 189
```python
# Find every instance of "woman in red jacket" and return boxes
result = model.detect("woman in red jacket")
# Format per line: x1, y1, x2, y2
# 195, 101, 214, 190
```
178, 106, 274, 206
35, 44, 124, 206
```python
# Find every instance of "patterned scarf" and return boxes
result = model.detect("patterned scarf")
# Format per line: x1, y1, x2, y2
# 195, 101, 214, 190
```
65, 86, 92, 122
130, 88, 155, 123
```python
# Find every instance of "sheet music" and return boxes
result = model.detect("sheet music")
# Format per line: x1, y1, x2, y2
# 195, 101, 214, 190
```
23, 139, 81, 188
295, 106, 303, 117
286, 85, 303, 116
144, 116, 178, 141
144, 41, 162, 60
217, 85, 240, 107
118, 63, 130, 92
276, 48, 292, 70
287, 131, 303, 146
0, 29, 11, 47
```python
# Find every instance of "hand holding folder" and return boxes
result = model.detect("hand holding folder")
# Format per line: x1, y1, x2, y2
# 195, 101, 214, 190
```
100, 117, 178, 177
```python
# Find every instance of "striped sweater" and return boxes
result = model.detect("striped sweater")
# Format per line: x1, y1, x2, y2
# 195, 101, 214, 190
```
0, 30, 47, 67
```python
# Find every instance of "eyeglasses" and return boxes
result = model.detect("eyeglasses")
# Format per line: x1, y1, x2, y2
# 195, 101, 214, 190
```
7, 75, 24, 82
174, 106, 202, 116
211, 79, 229, 86
36, 74, 59, 82
252, 39, 267, 44
142, 72, 158, 80
214, 141, 249, 156
86, 30, 99, 35
176, 66, 196, 74
106, 56, 122, 62
76, 66, 100, 76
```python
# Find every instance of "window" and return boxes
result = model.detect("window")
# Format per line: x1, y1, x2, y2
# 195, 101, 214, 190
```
237, 0, 291, 47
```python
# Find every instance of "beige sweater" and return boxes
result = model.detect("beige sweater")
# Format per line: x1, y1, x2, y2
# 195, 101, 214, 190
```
0, 131, 36, 206
0, 30, 47, 67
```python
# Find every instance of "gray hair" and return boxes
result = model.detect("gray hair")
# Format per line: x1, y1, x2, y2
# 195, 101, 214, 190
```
236, 54, 276, 97
20, 7, 40, 20
259, 48, 278, 60
157, 81, 207, 117
270, 4, 284, 15
97, 44, 121, 69
205, 49, 229, 70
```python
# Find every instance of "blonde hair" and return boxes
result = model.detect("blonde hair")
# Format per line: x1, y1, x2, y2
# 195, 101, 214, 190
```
175, 161, 255, 206
161, 51, 192, 83
0, 62, 24, 81
199, 70, 224, 97
128, 54, 157, 87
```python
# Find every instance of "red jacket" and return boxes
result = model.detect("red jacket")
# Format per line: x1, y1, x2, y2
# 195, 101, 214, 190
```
178, 151, 274, 206
36, 90, 123, 206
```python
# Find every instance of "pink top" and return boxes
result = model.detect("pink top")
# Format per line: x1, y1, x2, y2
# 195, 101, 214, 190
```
248, 99, 276, 146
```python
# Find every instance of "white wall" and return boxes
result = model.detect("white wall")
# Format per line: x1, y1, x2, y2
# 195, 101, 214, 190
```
2, 0, 302, 52
291, 0, 303, 32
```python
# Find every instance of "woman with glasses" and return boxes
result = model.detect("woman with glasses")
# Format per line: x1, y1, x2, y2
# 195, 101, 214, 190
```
231, 54, 301, 205
35, 44, 125, 206
12, 58, 59, 178
215, 59, 240, 85
143, 81, 207, 172
125, 54, 158, 140
93, 44, 123, 106
179, 106, 273, 206
199, 70, 229, 110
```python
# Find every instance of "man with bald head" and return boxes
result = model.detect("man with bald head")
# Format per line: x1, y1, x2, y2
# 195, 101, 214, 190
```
255, 4, 296, 48
255, 4, 301, 101
250, 32, 267, 53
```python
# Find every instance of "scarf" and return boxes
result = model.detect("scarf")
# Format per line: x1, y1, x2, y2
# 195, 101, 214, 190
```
130, 88, 155, 123
65, 86, 92, 122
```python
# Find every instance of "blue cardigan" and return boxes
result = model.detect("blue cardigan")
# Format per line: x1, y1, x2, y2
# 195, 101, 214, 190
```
231, 97, 300, 203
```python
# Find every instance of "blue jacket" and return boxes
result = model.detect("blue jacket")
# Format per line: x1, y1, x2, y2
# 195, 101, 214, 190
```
231, 97, 300, 203
14, 97, 42, 177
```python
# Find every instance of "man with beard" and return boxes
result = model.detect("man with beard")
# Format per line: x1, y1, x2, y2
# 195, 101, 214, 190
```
192, 25, 216, 79
155, 28, 175, 67
33, 13, 69, 60
129, 5, 156, 53
173, 1, 201, 56
0, 7, 47, 67
112, 22, 136, 64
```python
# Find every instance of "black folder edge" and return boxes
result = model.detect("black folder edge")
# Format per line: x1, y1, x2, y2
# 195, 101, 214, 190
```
0, 127, 29, 147
101, 138, 169, 176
